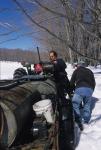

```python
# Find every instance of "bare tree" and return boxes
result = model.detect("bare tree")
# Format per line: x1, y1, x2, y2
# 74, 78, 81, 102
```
1, 0, 101, 63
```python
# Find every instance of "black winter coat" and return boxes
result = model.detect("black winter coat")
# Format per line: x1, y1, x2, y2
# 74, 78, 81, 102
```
53, 58, 70, 91
70, 66, 96, 92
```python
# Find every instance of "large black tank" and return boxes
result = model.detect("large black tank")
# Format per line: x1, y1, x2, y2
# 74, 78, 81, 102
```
0, 78, 57, 147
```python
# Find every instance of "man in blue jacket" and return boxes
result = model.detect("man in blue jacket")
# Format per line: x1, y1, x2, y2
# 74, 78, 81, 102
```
70, 63, 95, 130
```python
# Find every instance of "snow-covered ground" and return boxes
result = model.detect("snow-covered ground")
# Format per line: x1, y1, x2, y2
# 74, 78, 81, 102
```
67, 63, 101, 150
0, 61, 101, 150
0, 61, 23, 79
0, 61, 34, 79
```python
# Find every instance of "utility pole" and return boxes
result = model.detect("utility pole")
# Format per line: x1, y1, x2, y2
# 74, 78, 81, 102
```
37, 46, 41, 63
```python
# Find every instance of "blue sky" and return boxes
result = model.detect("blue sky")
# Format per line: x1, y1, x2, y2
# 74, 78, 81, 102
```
0, 0, 41, 50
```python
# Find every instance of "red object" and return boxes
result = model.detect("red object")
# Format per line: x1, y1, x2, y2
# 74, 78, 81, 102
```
34, 64, 43, 73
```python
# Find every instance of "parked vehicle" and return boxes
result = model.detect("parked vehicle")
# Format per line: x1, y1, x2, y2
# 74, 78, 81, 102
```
0, 62, 75, 150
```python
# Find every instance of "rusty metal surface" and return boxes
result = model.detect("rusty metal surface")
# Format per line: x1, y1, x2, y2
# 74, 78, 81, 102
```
9, 118, 59, 150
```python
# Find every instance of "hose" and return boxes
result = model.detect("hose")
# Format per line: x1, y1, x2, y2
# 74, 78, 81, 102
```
0, 75, 48, 90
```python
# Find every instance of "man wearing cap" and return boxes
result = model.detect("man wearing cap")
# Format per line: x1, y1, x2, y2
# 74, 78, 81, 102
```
70, 63, 96, 130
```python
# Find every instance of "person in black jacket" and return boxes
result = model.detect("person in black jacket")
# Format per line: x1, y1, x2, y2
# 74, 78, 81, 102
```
70, 63, 96, 130
49, 51, 75, 150
49, 50, 70, 105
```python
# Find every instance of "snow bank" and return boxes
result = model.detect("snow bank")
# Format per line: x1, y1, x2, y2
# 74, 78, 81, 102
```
0, 61, 23, 79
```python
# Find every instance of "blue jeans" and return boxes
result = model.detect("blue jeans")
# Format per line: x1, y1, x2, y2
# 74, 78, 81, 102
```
72, 87, 93, 123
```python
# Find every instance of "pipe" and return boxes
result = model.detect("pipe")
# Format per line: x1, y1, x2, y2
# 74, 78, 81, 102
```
0, 75, 49, 90
0, 78, 57, 147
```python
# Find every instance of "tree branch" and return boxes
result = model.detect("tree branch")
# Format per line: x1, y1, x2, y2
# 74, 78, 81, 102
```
11, 0, 101, 62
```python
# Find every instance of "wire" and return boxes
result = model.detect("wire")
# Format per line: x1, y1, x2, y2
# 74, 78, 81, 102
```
0, 21, 14, 29
0, 28, 20, 36
0, 8, 21, 13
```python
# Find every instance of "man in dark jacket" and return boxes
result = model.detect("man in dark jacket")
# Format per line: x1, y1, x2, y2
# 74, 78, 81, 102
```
49, 50, 70, 105
70, 63, 96, 130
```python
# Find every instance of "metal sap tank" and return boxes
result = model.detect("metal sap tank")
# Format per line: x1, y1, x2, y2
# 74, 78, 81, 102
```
0, 78, 57, 147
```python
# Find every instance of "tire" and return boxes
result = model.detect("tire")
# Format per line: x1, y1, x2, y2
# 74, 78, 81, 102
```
59, 102, 75, 150
13, 68, 27, 79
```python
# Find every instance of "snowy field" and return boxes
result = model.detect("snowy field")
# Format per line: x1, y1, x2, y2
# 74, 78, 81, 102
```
0, 61, 23, 79
0, 61, 101, 150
